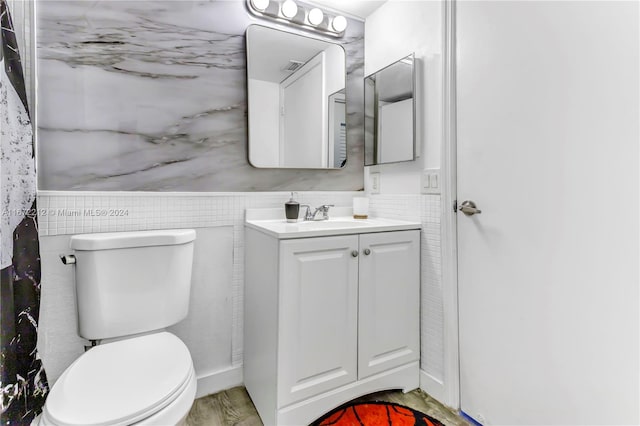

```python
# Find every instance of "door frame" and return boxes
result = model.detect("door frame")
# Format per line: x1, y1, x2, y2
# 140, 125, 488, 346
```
279, 51, 327, 168
439, 0, 461, 410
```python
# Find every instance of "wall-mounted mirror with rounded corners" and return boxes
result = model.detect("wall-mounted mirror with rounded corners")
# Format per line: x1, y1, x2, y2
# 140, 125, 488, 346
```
246, 24, 347, 169
364, 53, 416, 166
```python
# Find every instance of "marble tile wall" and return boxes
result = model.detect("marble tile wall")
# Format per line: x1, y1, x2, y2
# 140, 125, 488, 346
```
35, 0, 364, 191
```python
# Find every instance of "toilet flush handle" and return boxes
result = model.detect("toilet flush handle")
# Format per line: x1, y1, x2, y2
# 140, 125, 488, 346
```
59, 254, 76, 265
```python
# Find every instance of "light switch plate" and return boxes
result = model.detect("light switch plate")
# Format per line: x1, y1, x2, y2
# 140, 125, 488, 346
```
422, 169, 440, 194
370, 172, 380, 194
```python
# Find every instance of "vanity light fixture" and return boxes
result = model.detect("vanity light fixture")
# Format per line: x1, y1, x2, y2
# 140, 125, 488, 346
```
281, 0, 298, 18
307, 8, 324, 26
331, 15, 347, 33
250, 0, 270, 11
246, 0, 348, 37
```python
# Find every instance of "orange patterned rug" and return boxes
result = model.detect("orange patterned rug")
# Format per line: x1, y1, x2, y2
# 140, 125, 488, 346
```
313, 402, 446, 426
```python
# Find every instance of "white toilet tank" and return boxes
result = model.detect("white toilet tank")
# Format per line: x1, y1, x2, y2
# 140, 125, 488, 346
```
69, 229, 196, 340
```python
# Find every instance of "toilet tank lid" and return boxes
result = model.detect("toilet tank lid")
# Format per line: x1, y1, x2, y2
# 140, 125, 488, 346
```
70, 229, 196, 251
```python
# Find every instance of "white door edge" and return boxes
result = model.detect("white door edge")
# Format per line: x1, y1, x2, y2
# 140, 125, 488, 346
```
436, 0, 461, 411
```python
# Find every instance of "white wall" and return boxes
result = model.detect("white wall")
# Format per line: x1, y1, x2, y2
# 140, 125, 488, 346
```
248, 79, 280, 167
324, 43, 346, 96
365, 0, 443, 194
379, 98, 414, 163
167, 227, 234, 383
282, 56, 326, 167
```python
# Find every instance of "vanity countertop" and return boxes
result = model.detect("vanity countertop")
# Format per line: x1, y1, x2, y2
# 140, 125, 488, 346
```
245, 208, 421, 239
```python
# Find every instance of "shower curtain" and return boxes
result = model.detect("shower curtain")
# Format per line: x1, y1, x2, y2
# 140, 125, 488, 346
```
0, 0, 50, 424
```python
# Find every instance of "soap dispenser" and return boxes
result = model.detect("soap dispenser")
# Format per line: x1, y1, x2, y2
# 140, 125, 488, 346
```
285, 192, 300, 223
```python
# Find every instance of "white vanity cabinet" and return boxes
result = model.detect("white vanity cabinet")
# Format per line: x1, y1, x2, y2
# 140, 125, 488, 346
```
357, 231, 421, 379
279, 235, 360, 407
244, 216, 420, 426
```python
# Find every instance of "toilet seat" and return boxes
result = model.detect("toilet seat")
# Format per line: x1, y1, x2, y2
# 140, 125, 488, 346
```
42, 332, 194, 426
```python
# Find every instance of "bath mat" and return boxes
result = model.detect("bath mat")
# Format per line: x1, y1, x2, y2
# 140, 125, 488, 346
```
312, 401, 445, 426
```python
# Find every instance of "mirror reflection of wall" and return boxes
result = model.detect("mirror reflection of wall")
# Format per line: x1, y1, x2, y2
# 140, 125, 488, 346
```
246, 25, 347, 169
364, 53, 416, 166
328, 89, 346, 168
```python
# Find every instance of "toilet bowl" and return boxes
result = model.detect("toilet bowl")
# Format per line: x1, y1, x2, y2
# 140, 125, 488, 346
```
40, 332, 196, 426
38, 230, 198, 426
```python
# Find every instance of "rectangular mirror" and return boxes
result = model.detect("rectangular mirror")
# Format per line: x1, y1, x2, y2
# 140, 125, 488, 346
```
246, 25, 347, 169
364, 53, 416, 166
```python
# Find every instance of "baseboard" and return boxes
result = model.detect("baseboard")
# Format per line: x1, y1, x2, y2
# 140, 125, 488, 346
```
419, 369, 446, 405
195, 365, 244, 398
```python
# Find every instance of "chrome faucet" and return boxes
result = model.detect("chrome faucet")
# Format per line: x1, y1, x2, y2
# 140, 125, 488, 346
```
300, 204, 335, 221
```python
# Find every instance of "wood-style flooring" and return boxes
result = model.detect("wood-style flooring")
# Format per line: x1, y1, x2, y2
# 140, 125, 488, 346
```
186, 386, 470, 426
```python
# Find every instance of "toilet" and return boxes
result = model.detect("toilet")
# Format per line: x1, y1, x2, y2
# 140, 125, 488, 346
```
40, 229, 198, 426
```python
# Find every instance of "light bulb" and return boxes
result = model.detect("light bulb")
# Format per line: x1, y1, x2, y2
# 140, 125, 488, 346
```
331, 15, 347, 32
281, 0, 298, 18
250, 0, 270, 11
308, 8, 324, 26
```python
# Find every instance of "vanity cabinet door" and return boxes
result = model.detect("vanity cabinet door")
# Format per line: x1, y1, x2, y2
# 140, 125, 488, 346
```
358, 230, 420, 379
278, 235, 359, 407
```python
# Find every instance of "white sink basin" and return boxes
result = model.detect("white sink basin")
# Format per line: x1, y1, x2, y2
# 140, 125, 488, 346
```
245, 209, 421, 239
